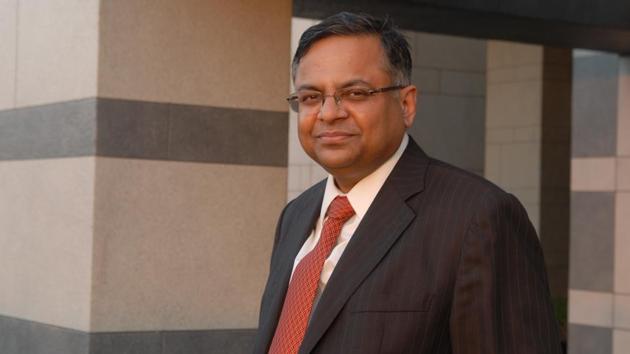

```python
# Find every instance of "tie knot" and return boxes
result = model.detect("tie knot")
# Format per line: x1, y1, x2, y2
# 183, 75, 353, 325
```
326, 196, 355, 221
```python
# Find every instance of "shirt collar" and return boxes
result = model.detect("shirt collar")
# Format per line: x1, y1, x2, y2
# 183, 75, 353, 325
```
320, 134, 409, 220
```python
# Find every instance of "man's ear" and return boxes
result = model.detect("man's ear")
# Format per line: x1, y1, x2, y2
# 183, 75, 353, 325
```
400, 85, 417, 128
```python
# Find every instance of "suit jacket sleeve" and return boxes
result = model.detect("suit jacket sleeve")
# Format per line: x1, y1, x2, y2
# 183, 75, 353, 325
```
449, 191, 562, 354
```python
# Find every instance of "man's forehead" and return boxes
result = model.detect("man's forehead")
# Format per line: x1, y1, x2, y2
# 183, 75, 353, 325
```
294, 35, 390, 85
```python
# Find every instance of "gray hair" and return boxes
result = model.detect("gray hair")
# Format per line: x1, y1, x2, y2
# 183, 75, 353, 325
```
292, 12, 412, 86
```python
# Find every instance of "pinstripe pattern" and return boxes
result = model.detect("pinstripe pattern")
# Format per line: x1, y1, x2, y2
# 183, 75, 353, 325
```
254, 138, 562, 354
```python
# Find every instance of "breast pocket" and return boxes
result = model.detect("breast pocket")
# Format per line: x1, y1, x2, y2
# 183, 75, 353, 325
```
350, 291, 433, 313
346, 292, 433, 353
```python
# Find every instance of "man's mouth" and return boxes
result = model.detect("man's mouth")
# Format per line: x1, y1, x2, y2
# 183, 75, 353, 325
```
315, 131, 356, 143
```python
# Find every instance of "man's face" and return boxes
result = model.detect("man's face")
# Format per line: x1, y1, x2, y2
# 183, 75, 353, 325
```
294, 35, 416, 190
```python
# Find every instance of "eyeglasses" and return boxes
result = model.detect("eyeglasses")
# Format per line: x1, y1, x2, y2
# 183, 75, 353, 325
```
286, 85, 407, 114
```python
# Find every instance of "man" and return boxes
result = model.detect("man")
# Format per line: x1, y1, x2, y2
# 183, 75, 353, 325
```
254, 12, 562, 354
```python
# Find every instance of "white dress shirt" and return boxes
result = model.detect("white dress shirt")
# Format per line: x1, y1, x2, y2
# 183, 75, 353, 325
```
290, 134, 409, 297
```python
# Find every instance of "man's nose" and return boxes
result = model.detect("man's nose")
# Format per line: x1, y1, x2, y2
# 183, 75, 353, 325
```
318, 95, 348, 121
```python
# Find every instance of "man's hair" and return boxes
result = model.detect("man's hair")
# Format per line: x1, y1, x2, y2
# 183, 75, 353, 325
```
292, 12, 412, 86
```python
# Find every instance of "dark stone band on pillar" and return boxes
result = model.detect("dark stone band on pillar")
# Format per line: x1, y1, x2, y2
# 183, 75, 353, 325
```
0, 98, 289, 167
0, 314, 256, 354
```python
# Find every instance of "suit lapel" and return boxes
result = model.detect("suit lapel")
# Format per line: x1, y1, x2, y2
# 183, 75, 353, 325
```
300, 138, 430, 353
257, 181, 325, 353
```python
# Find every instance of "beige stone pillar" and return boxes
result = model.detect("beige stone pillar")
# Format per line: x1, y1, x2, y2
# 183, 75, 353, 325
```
484, 41, 571, 301
0, 1, 291, 353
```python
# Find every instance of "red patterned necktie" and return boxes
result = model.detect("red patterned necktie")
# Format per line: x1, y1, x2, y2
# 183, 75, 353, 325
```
268, 196, 355, 354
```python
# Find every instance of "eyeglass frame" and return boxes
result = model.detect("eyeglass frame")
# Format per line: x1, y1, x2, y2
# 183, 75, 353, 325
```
286, 85, 408, 113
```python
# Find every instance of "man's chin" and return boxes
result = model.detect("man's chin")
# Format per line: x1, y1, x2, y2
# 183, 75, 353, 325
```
313, 155, 355, 172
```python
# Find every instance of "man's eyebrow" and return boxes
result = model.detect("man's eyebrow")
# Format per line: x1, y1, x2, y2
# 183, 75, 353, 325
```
339, 79, 371, 88
296, 79, 372, 91
295, 84, 320, 91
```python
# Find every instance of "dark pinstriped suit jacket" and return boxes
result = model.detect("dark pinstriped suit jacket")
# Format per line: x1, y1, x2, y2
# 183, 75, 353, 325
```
254, 138, 562, 354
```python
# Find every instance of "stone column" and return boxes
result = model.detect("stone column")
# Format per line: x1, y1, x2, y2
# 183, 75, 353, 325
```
568, 51, 630, 354
0, 1, 291, 353
484, 41, 571, 308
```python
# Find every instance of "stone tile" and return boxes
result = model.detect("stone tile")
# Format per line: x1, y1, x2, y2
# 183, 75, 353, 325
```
96, 98, 170, 160
499, 142, 541, 189
568, 290, 614, 327
161, 329, 256, 354
410, 94, 485, 173
91, 158, 286, 331
568, 324, 612, 354
287, 190, 300, 202
486, 127, 514, 144
414, 32, 486, 72
0, 158, 94, 331
400, 30, 418, 65
487, 40, 543, 69
615, 294, 630, 329
508, 187, 540, 205
167, 103, 288, 167
291, 17, 319, 62
571, 158, 616, 191
0, 99, 96, 160
90, 332, 161, 354
0, 316, 259, 354
310, 164, 328, 185
440, 70, 485, 96
523, 202, 540, 233
288, 163, 300, 191
486, 81, 542, 128
487, 65, 542, 84
572, 53, 619, 157
0, 0, 17, 110
0, 314, 89, 354
299, 164, 312, 191
98, 0, 291, 112
613, 330, 630, 354
618, 58, 630, 157
618, 158, 630, 191
514, 126, 541, 142
616, 193, 630, 294
0, 97, 288, 166
484, 144, 501, 183
570, 192, 615, 291
16, 0, 98, 107
411, 67, 440, 94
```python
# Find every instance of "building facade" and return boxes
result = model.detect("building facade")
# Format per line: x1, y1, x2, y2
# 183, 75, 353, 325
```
1, 0, 629, 353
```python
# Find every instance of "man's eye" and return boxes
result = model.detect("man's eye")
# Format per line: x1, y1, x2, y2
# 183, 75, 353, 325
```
343, 89, 370, 100
298, 94, 321, 104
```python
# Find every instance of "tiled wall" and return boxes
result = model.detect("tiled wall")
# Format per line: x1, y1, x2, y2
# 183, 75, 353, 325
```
0, 1, 291, 353
0, 0, 99, 110
484, 41, 572, 301
485, 41, 545, 229
405, 32, 486, 176
568, 50, 630, 354
288, 18, 487, 200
